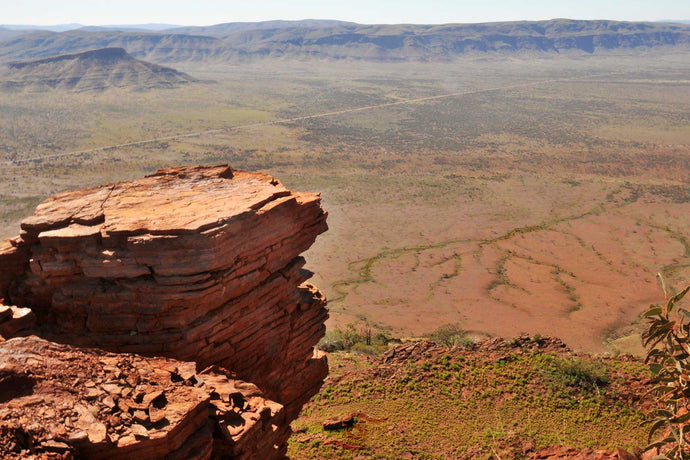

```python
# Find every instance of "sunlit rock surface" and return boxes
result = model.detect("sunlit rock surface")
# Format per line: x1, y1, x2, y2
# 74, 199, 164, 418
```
0, 165, 329, 458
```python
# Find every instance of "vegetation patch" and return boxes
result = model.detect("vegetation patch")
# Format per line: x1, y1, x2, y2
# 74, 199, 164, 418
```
290, 336, 651, 459
317, 324, 397, 356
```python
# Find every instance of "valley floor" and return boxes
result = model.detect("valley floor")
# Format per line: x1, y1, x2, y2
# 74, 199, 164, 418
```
0, 53, 688, 354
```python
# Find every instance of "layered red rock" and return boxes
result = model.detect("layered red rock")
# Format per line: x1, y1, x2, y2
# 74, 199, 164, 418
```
0, 303, 36, 339
0, 336, 288, 460
0, 165, 329, 457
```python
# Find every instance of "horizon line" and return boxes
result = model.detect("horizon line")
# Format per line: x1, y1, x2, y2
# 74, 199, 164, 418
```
2, 17, 690, 29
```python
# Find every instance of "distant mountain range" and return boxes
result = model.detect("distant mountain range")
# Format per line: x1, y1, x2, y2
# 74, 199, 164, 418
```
1, 19, 688, 65
0, 23, 181, 32
1, 47, 196, 92
0, 30, 231, 64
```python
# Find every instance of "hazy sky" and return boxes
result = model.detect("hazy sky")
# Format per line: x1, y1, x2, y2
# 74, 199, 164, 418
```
3, 0, 689, 26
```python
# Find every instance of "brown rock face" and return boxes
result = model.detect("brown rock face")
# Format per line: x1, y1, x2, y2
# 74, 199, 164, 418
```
0, 165, 329, 458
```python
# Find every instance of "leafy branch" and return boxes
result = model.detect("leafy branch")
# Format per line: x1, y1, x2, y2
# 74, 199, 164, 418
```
642, 274, 690, 459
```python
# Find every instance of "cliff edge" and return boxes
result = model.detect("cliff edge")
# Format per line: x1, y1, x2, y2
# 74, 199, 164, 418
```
0, 165, 329, 459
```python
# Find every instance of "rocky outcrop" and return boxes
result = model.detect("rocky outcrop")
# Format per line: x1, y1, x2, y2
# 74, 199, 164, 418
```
0, 165, 329, 458
0, 336, 288, 459
0, 304, 35, 339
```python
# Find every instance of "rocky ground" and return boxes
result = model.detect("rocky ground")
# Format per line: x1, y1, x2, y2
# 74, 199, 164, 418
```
0, 336, 287, 459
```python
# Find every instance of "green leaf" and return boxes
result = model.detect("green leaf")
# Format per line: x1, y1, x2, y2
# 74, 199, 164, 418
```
671, 411, 690, 424
645, 335, 672, 355
643, 438, 664, 450
645, 307, 664, 317
649, 363, 665, 375
648, 419, 668, 441
642, 284, 690, 457
669, 285, 690, 308
653, 385, 677, 394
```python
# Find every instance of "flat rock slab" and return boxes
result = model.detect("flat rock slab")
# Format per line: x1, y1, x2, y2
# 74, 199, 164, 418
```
323, 414, 356, 431
21, 165, 287, 235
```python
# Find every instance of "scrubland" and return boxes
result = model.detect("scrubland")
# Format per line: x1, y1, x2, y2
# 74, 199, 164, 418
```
0, 52, 688, 355
288, 338, 651, 458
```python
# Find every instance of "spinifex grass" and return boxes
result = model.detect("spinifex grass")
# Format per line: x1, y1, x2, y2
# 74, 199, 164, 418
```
289, 345, 650, 459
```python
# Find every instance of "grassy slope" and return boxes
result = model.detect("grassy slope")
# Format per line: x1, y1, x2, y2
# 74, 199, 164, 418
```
289, 338, 651, 459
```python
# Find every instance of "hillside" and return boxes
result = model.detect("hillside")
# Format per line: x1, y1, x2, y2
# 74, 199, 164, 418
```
219, 19, 690, 60
0, 28, 34, 42
2, 47, 196, 92
0, 19, 688, 64
164, 19, 357, 36
0, 31, 231, 63
289, 337, 652, 459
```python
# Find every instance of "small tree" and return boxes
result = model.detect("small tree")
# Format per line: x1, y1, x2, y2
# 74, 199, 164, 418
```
428, 323, 467, 347
642, 276, 690, 459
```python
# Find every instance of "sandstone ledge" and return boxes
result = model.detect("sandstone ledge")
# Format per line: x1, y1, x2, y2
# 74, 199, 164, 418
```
0, 165, 329, 458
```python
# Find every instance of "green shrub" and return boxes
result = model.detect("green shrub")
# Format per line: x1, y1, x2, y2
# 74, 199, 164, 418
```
642, 279, 690, 459
317, 323, 395, 355
545, 356, 610, 391
428, 323, 468, 347
318, 330, 346, 352
373, 332, 391, 347
351, 342, 386, 356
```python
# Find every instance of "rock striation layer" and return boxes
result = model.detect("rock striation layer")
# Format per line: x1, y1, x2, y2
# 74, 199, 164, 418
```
0, 165, 329, 458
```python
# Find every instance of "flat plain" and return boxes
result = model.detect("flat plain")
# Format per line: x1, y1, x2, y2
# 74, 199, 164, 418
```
0, 51, 688, 354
